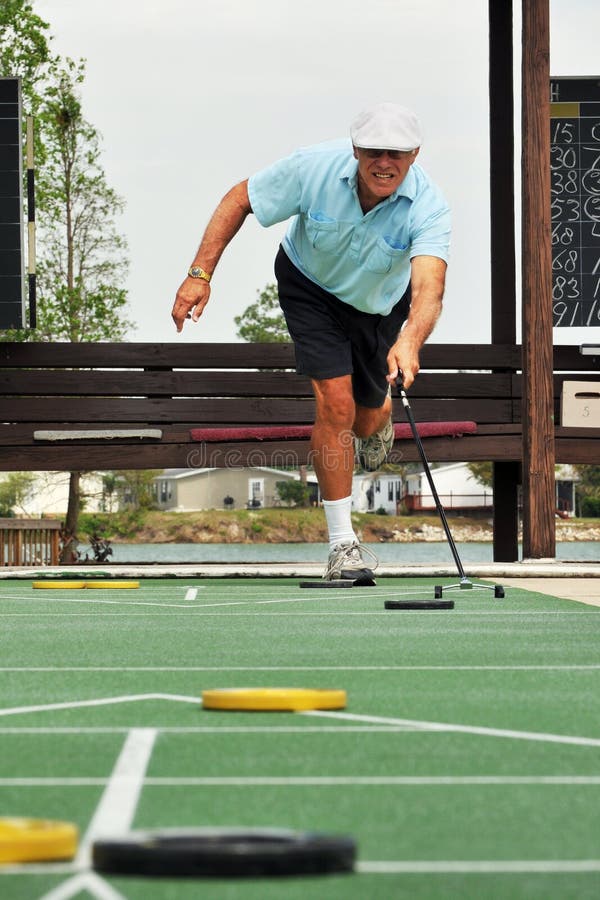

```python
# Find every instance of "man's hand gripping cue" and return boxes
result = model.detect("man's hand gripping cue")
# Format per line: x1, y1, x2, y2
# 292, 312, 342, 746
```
386, 338, 420, 391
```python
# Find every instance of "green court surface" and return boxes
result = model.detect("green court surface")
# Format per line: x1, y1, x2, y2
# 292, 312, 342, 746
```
1, 576, 600, 899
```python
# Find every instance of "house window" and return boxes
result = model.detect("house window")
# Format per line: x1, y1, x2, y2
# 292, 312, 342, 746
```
160, 481, 170, 503
388, 482, 394, 501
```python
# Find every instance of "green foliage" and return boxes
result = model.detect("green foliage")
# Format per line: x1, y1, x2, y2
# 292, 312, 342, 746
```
580, 495, 600, 518
467, 462, 493, 489
78, 509, 146, 538
100, 473, 120, 513
77, 512, 105, 536
0, 472, 36, 516
1, 58, 132, 342
0, 1, 51, 113
275, 480, 311, 507
1, 4, 134, 541
572, 465, 600, 495
234, 284, 289, 343
572, 465, 600, 517
115, 470, 161, 511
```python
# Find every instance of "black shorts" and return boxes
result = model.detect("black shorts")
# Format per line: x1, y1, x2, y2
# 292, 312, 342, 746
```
275, 246, 411, 408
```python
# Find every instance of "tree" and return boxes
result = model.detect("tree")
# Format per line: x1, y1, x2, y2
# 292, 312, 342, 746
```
32, 61, 131, 558
101, 472, 119, 513
467, 462, 493, 489
116, 471, 161, 511
234, 284, 289, 342
1, 7, 133, 560
21, 59, 131, 342
571, 465, 600, 516
276, 479, 311, 508
0, 473, 36, 516
0, 1, 52, 113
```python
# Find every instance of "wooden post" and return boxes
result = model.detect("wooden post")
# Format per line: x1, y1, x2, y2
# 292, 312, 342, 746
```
489, 0, 519, 561
51, 528, 60, 565
521, 0, 556, 558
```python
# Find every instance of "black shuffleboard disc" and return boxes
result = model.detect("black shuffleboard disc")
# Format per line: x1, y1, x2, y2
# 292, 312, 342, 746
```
92, 828, 357, 878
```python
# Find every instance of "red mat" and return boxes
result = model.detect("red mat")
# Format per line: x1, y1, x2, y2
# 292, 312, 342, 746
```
190, 422, 477, 442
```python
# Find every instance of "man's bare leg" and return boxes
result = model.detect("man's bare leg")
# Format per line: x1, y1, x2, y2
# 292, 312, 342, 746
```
310, 376, 382, 579
310, 376, 391, 500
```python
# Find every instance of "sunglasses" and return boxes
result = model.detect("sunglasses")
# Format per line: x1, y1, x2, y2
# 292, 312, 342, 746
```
361, 148, 415, 160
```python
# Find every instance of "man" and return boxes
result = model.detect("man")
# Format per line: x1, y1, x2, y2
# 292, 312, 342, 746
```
172, 102, 450, 582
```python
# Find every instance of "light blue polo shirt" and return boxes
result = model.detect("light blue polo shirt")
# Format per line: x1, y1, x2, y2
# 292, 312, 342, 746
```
248, 139, 450, 316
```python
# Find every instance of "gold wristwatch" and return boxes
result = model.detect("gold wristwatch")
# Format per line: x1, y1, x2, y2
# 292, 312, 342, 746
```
188, 266, 211, 283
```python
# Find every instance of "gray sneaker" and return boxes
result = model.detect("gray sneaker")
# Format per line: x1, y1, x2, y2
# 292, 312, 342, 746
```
323, 541, 378, 584
355, 415, 394, 472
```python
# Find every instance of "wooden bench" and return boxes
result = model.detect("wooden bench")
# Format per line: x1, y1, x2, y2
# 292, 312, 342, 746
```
0, 341, 598, 559
0, 341, 598, 466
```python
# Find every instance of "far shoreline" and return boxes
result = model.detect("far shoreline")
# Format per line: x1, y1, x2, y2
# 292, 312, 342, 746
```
74, 508, 600, 545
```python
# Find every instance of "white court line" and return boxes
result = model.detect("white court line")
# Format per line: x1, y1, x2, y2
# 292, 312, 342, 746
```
36, 728, 157, 900
0, 725, 418, 734
0, 585, 586, 612
5, 594, 203, 609
357, 859, 600, 874
5, 858, 600, 879
14, 586, 427, 610
1, 664, 600, 671
74, 728, 156, 869
38, 870, 126, 900
4, 775, 600, 787
0, 692, 199, 718
0, 587, 394, 610
304, 709, 600, 748
2, 610, 599, 618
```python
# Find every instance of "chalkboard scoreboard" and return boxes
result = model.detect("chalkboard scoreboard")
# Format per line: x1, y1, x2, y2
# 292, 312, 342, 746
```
551, 77, 600, 327
0, 78, 26, 329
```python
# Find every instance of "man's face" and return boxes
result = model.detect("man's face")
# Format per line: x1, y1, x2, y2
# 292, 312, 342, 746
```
353, 146, 419, 208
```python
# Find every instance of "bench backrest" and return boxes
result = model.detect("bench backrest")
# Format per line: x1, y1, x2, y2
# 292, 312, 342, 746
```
0, 342, 597, 471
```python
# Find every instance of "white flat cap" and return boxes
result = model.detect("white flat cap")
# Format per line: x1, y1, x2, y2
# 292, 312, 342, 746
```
350, 102, 422, 151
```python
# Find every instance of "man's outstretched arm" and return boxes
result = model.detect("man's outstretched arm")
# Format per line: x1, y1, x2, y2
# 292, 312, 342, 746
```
172, 179, 252, 332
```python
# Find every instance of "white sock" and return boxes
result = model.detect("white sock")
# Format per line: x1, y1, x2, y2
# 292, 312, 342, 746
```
323, 496, 358, 550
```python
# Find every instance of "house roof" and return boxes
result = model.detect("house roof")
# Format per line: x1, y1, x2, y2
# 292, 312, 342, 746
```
157, 467, 318, 482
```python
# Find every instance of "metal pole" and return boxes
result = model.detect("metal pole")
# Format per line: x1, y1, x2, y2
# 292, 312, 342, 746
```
398, 387, 468, 581
26, 116, 36, 329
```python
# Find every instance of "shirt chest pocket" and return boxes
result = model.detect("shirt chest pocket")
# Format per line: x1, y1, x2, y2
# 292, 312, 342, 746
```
305, 211, 340, 252
362, 235, 410, 274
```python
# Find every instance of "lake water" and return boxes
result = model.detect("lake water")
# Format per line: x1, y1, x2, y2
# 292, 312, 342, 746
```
103, 542, 600, 565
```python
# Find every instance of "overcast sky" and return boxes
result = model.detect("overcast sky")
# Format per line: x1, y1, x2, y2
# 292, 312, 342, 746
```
34, 0, 600, 346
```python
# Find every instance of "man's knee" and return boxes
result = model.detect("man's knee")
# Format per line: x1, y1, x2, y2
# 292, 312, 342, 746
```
312, 377, 355, 429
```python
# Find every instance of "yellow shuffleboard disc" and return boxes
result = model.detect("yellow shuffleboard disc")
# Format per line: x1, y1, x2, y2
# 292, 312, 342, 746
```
201, 688, 347, 712
0, 817, 78, 863
32, 581, 86, 590
84, 581, 140, 589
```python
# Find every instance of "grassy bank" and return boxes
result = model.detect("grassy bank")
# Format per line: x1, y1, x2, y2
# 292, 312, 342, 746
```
76, 508, 600, 544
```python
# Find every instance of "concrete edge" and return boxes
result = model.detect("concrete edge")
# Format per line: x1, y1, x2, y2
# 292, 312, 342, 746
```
2, 562, 600, 579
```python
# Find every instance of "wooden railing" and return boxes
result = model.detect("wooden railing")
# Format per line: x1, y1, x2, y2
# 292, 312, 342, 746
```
0, 518, 61, 566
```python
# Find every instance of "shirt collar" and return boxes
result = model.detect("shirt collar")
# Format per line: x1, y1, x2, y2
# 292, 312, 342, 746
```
341, 157, 417, 203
